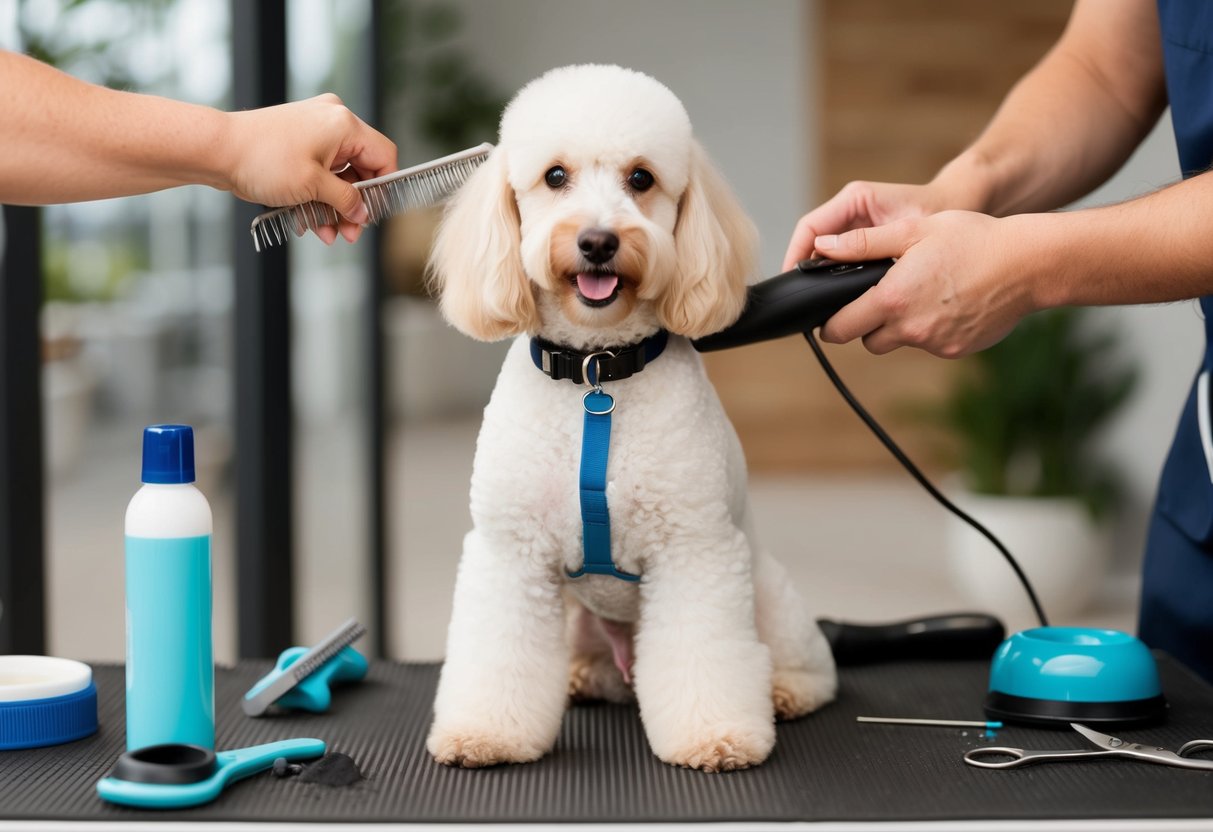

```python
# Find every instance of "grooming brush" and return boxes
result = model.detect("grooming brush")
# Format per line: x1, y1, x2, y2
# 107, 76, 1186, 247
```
242, 618, 367, 716
249, 142, 493, 252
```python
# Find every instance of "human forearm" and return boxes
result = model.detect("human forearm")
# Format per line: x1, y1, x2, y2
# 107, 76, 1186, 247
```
0, 51, 233, 203
931, 0, 1167, 217
782, 0, 1167, 269
1021, 172, 1213, 310
0, 50, 397, 244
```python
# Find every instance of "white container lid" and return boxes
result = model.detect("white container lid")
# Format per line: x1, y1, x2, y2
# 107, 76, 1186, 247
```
0, 655, 93, 702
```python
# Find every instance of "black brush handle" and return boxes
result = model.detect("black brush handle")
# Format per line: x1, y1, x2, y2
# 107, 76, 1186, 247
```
818, 613, 1006, 666
692, 257, 894, 352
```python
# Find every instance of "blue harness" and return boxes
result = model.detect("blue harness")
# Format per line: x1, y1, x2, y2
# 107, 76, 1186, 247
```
529, 331, 669, 581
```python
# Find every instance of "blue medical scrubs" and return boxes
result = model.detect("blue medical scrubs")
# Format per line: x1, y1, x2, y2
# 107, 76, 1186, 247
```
1139, 1, 1213, 681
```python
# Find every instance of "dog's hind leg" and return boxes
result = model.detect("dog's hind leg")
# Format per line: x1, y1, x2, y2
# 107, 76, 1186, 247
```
753, 547, 838, 721
427, 529, 569, 767
565, 596, 635, 704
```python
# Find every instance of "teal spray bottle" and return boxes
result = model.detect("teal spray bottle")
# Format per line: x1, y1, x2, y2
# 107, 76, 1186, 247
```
124, 425, 214, 751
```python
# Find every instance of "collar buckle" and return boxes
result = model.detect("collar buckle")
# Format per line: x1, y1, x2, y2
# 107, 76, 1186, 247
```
529, 330, 669, 385
581, 350, 616, 389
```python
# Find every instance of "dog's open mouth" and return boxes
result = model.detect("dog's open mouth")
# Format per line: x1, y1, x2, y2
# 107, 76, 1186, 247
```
572, 271, 621, 308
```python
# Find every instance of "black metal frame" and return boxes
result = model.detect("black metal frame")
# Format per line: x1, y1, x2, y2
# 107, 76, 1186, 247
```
0, 206, 46, 655
231, 0, 294, 658
230, 0, 390, 658
364, 0, 389, 658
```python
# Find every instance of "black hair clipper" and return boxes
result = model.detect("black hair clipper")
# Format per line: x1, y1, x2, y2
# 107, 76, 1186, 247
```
692, 257, 895, 352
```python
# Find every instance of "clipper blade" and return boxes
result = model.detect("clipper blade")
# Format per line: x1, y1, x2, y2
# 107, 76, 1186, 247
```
250, 142, 493, 252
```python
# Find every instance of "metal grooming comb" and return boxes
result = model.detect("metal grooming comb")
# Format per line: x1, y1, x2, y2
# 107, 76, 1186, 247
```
242, 618, 367, 716
249, 142, 493, 252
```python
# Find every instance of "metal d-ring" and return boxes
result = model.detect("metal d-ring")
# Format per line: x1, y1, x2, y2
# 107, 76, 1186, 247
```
583, 388, 616, 415
581, 350, 616, 388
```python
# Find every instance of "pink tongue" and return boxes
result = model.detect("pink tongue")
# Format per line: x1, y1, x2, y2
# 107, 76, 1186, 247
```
576, 272, 619, 301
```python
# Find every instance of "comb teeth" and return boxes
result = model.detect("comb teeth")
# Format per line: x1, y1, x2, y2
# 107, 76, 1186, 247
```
250, 142, 493, 252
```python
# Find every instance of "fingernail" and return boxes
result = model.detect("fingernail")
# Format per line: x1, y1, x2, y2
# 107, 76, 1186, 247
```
348, 202, 369, 225
815, 234, 837, 250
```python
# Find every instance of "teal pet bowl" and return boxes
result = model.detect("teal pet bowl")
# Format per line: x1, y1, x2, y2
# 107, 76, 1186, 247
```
985, 627, 1167, 728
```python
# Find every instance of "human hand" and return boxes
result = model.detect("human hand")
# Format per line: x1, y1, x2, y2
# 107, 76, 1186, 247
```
221, 94, 397, 245
782, 180, 954, 271
812, 210, 1039, 358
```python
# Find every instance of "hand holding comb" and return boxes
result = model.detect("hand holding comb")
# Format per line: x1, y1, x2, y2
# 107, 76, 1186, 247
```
249, 142, 492, 252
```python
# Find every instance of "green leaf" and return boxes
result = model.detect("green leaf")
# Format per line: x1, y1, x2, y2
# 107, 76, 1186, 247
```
922, 308, 1137, 510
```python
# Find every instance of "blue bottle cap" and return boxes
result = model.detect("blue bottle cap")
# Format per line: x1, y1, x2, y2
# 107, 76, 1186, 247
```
141, 425, 196, 484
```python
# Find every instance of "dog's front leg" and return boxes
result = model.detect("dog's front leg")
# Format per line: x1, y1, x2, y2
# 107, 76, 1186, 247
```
633, 527, 776, 772
427, 529, 569, 767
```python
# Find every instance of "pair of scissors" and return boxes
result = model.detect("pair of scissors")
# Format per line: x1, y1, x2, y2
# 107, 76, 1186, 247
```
965, 723, 1213, 771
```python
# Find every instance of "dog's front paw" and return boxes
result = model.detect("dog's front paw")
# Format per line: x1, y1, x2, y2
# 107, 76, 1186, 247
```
427, 725, 550, 768
659, 723, 776, 772
772, 668, 837, 721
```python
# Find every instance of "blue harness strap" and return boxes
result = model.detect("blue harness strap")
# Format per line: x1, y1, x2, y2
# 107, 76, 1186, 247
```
528, 332, 667, 583
568, 388, 639, 582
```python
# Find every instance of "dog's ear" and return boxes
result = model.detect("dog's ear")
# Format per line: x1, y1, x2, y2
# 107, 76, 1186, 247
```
426, 149, 538, 341
659, 140, 757, 340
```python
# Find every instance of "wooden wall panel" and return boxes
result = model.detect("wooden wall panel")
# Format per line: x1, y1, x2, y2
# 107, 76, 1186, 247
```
705, 0, 1070, 473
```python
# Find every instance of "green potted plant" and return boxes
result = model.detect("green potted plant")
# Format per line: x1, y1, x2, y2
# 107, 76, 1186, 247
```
936, 307, 1138, 623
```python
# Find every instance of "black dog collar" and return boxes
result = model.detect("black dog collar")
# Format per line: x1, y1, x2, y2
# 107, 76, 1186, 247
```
529, 330, 669, 384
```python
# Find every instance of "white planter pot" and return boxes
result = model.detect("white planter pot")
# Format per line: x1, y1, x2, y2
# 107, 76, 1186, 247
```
946, 489, 1108, 626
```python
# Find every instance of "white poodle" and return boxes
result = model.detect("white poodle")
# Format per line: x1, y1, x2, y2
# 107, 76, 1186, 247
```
425, 64, 837, 772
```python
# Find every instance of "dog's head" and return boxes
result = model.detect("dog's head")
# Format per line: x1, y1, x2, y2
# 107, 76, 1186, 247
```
428, 64, 757, 348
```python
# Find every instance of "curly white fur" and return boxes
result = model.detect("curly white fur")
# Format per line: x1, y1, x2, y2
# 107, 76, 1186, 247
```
426, 64, 837, 772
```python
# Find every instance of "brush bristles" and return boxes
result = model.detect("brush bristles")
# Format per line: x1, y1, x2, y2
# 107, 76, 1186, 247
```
250, 143, 492, 252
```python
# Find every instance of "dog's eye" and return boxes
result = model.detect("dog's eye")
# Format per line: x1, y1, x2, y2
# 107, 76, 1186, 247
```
627, 168, 655, 192
544, 166, 567, 189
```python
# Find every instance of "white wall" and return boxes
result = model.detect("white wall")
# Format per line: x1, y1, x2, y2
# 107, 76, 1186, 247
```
422, 0, 810, 279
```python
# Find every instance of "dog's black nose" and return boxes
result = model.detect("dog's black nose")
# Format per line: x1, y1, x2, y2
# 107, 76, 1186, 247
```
577, 228, 619, 264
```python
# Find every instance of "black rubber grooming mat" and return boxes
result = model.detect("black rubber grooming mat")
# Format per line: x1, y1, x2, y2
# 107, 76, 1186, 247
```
3, 656, 1213, 824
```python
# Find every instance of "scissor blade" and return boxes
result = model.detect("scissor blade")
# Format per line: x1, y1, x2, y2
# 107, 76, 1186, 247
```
1071, 723, 1127, 750
1068, 722, 1213, 771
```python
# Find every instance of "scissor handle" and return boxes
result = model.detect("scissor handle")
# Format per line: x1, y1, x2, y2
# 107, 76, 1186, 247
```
964, 747, 1110, 769
964, 747, 1031, 769
1179, 739, 1213, 758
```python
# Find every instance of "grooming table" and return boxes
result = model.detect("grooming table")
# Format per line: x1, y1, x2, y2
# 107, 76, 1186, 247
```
2, 657, 1213, 828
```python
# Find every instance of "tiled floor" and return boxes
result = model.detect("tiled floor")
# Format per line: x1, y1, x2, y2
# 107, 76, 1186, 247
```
47, 417, 1138, 664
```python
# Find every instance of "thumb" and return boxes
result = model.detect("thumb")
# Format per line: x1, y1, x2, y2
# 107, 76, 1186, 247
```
313, 171, 369, 225
813, 221, 913, 262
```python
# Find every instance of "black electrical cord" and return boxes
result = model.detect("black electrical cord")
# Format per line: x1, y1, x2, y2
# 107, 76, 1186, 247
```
802, 329, 1050, 628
